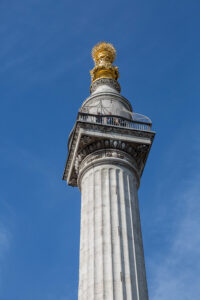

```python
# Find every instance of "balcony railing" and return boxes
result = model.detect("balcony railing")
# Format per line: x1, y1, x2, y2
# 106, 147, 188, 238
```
78, 112, 152, 132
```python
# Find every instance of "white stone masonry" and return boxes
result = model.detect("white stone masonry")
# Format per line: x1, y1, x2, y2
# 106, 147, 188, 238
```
78, 157, 148, 300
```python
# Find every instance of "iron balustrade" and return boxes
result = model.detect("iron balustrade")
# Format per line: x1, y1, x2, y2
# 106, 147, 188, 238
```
78, 112, 152, 132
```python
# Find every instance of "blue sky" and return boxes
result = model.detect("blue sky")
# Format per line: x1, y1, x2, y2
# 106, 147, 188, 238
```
0, 0, 200, 299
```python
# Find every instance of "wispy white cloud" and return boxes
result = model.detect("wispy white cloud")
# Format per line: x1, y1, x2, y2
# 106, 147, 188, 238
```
0, 223, 11, 291
0, 225, 10, 260
149, 134, 200, 300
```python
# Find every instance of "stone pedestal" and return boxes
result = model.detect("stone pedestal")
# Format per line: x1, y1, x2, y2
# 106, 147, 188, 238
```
78, 150, 148, 300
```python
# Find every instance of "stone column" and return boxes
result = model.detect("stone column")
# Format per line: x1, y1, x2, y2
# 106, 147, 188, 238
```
78, 149, 148, 300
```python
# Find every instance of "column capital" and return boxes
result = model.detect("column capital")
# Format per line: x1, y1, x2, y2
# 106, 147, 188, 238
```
77, 148, 140, 189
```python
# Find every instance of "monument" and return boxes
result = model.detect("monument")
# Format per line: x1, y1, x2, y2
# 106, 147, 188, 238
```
63, 42, 155, 300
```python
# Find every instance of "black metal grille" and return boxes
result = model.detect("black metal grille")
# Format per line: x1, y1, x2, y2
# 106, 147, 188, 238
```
78, 112, 152, 132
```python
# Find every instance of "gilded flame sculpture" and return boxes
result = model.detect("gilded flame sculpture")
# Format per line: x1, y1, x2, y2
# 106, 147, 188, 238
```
90, 42, 119, 82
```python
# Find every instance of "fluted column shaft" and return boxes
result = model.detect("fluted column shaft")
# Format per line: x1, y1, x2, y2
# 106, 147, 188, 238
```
78, 153, 148, 300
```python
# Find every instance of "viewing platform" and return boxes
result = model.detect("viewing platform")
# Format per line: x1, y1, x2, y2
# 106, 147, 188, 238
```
78, 112, 152, 132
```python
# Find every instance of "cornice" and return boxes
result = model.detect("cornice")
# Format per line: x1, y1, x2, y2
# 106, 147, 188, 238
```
63, 121, 155, 187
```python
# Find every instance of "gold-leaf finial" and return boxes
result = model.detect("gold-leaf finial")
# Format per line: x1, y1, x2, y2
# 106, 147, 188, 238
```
90, 42, 119, 82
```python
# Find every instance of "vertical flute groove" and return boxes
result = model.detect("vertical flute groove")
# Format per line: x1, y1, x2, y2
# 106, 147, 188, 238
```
108, 168, 114, 299
109, 168, 114, 298
122, 172, 133, 299
88, 172, 93, 299
128, 175, 140, 300
100, 169, 104, 299
93, 171, 98, 298
100, 169, 104, 298
92, 171, 95, 298
78, 177, 84, 299
109, 168, 123, 300
116, 169, 127, 299
85, 176, 89, 300
127, 174, 138, 299
102, 168, 106, 298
